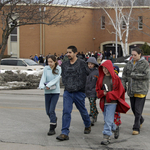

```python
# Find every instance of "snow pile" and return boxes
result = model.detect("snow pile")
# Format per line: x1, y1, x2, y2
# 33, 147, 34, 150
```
0, 65, 124, 90
0, 70, 43, 90
0, 81, 27, 90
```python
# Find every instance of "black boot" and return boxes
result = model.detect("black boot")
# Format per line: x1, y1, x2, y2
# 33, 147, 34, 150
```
47, 124, 56, 136
114, 126, 119, 139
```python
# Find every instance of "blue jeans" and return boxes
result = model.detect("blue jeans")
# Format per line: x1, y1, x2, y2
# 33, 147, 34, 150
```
61, 91, 91, 136
103, 104, 117, 136
45, 94, 59, 124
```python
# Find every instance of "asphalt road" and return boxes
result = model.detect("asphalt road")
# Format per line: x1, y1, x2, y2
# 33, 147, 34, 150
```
0, 89, 150, 150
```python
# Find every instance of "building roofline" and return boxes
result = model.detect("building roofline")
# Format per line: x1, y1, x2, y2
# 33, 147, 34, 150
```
5, 4, 150, 10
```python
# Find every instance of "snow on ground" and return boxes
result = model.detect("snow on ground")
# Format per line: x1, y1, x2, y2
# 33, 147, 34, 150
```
0, 69, 43, 76
0, 64, 125, 90
118, 67, 123, 78
0, 69, 43, 90
0, 81, 27, 90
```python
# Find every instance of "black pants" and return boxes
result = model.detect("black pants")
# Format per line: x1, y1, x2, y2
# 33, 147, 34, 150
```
130, 97, 146, 132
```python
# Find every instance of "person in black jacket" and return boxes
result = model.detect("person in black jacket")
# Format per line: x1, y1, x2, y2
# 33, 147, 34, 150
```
85, 57, 99, 126
56, 45, 91, 141
38, 54, 44, 65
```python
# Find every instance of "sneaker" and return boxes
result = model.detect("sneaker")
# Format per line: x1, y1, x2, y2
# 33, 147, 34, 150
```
132, 131, 139, 135
114, 126, 119, 139
56, 134, 69, 141
84, 126, 91, 134
101, 136, 111, 145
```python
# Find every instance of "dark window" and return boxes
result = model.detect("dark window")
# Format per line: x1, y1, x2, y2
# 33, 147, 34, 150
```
122, 20, 126, 29
1, 60, 8, 65
11, 28, 17, 34
8, 60, 17, 66
24, 59, 39, 66
17, 60, 27, 66
11, 36, 17, 41
1, 60, 17, 66
101, 16, 105, 29
138, 16, 143, 30
10, 24, 17, 42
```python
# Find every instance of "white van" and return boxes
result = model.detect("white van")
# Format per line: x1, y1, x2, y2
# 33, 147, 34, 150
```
0, 58, 44, 71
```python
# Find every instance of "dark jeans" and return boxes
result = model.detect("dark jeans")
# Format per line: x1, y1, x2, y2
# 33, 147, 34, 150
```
130, 97, 146, 132
45, 94, 59, 124
61, 91, 91, 136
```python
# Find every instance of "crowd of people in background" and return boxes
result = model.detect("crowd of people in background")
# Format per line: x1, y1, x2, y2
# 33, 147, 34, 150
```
30, 50, 117, 67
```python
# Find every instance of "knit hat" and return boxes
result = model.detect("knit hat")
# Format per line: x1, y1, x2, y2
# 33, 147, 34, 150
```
114, 65, 119, 75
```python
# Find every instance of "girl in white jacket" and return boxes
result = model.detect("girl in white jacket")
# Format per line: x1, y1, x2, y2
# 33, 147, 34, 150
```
39, 55, 61, 136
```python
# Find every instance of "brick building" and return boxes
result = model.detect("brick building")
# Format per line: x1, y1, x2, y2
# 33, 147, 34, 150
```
2, 6, 150, 58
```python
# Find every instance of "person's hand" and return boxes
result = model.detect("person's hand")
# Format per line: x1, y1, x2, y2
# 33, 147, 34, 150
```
46, 86, 50, 90
104, 91, 107, 95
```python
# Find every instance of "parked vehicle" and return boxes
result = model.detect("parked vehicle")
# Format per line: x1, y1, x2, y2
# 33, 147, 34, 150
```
128, 55, 150, 66
0, 58, 44, 71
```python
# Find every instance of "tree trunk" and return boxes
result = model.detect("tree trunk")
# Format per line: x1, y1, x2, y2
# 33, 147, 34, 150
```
0, 37, 9, 62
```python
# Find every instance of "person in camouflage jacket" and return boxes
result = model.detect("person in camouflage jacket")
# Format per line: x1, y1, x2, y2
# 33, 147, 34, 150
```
122, 47, 149, 135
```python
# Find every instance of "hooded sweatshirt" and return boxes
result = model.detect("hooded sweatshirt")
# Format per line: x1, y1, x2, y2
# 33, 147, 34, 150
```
85, 57, 99, 97
96, 60, 130, 113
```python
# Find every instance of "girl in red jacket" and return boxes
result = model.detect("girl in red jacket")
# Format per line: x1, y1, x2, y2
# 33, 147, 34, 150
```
96, 60, 130, 145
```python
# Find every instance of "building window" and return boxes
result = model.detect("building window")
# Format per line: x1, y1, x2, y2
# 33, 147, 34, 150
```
138, 16, 143, 30
10, 24, 17, 42
101, 16, 105, 29
122, 20, 126, 29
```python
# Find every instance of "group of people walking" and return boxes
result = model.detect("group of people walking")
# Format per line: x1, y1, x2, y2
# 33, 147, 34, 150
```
38, 46, 149, 145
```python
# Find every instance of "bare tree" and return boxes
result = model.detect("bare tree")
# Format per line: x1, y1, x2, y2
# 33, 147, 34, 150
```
0, 0, 84, 61
83, 0, 150, 56
83, 0, 136, 56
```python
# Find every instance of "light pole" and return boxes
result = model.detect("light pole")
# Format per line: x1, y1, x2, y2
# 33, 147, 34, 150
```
115, 0, 118, 58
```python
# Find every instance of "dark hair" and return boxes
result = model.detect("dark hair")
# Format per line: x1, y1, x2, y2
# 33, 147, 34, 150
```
47, 55, 58, 74
67, 45, 77, 53
132, 47, 143, 56
57, 57, 60, 60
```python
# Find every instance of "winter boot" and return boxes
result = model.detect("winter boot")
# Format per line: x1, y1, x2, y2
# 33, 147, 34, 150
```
56, 134, 69, 141
114, 126, 120, 139
84, 126, 91, 134
47, 124, 56, 136
101, 135, 111, 145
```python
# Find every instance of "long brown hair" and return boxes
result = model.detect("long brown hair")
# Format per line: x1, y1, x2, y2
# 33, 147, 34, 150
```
48, 55, 58, 74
